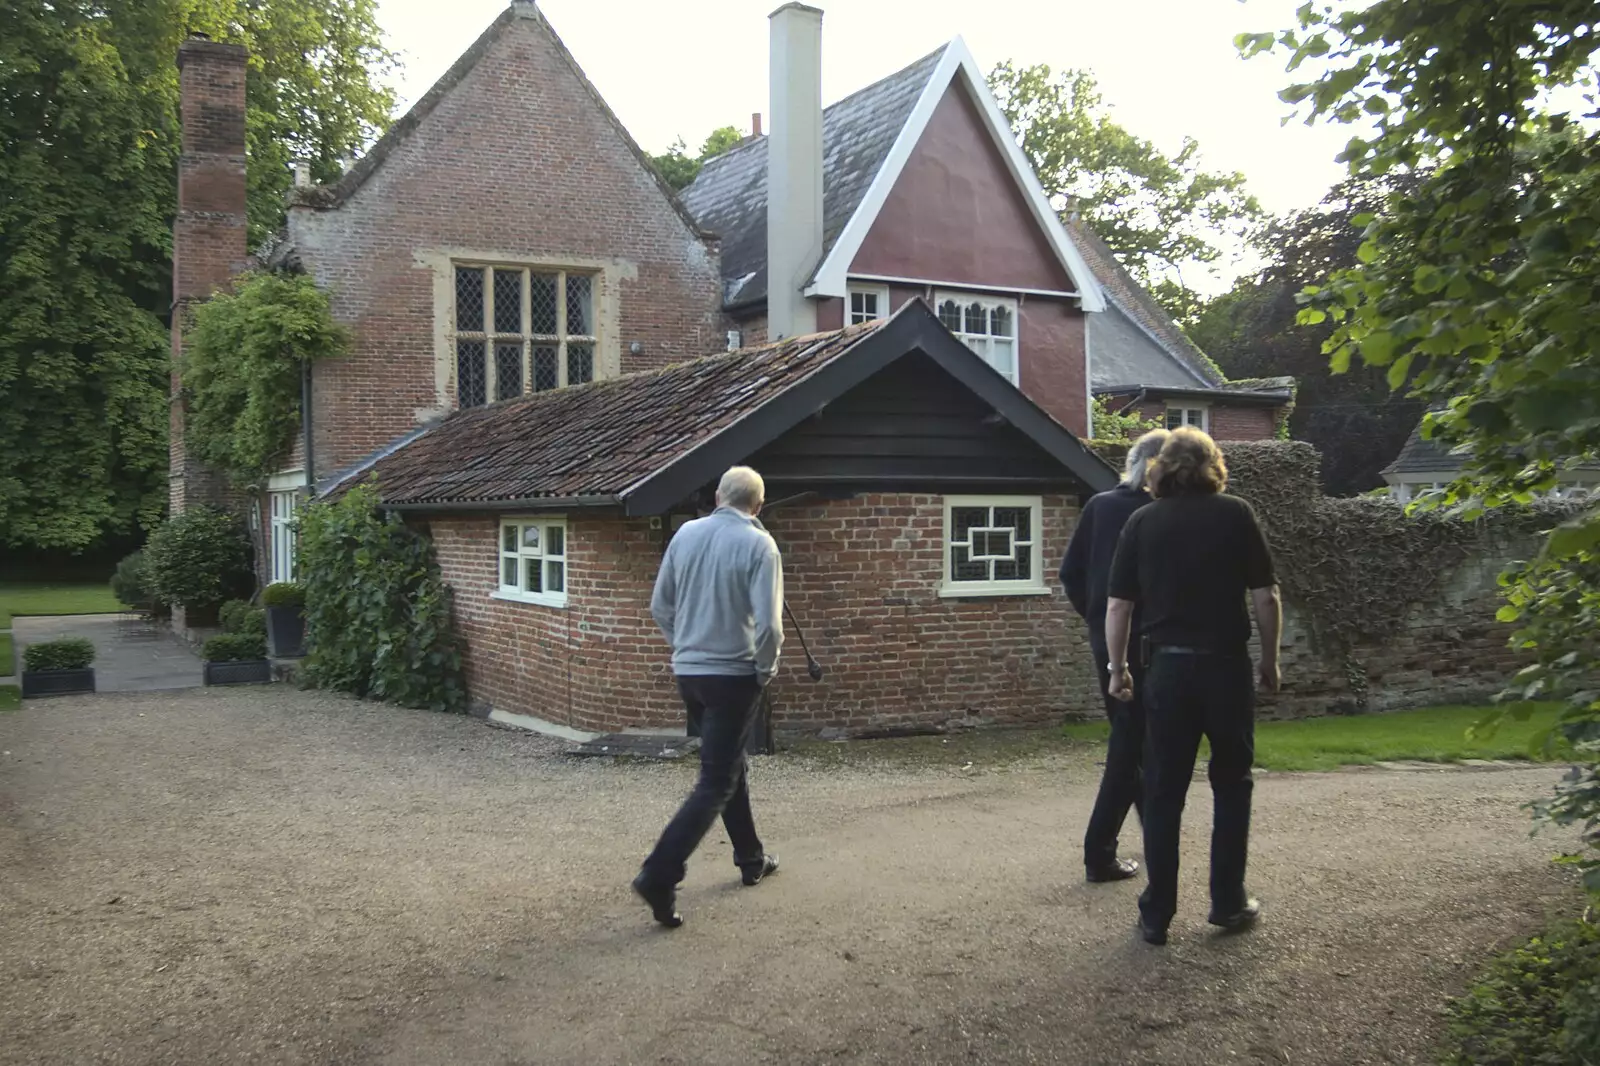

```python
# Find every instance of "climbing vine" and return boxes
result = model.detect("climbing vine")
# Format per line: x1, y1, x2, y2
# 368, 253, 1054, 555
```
182, 270, 348, 487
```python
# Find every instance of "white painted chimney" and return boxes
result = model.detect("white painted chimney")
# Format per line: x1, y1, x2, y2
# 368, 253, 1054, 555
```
767, 2, 824, 340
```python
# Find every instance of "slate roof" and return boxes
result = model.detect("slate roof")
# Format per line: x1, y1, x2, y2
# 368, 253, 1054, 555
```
360, 324, 885, 507
1066, 217, 1226, 390
1381, 423, 1467, 476
679, 46, 947, 308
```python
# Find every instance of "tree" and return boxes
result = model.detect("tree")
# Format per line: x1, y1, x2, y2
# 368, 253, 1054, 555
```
650, 125, 744, 191
1243, 1, 1600, 885
1190, 174, 1425, 494
988, 62, 1263, 319
0, 0, 395, 554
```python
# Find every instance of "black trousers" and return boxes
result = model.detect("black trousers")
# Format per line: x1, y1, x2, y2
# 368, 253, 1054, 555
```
1138, 650, 1255, 928
1083, 635, 1145, 868
640, 674, 766, 887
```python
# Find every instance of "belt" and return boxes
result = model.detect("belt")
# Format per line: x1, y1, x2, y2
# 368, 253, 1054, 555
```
1153, 645, 1223, 656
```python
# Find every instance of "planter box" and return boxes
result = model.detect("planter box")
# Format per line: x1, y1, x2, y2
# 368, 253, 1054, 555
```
203, 659, 272, 686
21, 668, 96, 699
265, 604, 306, 659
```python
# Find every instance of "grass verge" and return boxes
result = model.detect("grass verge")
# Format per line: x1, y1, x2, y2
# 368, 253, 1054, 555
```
0, 685, 19, 712
1061, 702, 1569, 772
0, 632, 11, 679
0, 583, 124, 629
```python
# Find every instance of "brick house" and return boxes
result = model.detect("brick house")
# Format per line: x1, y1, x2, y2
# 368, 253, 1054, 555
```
170, 1, 1337, 734
1382, 421, 1600, 503
677, 4, 1293, 441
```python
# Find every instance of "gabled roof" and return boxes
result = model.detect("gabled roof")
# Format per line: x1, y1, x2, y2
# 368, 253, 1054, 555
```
287, 1, 709, 242
1067, 217, 1225, 390
1381, 420, 1600, 479
679, 38, 1105, 312
356, 300, 1115, 515
680, 47, 945, 308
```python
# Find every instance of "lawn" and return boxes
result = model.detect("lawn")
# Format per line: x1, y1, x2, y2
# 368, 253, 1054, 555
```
0, 583, 124, 629
1061, 702, 1569, 772
0, 685, 17, 712
0, 632, 11, 678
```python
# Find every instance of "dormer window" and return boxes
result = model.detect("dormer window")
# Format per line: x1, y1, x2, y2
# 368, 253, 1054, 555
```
452, 265, 598, 407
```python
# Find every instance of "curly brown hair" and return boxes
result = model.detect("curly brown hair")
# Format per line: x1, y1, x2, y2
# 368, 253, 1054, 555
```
1148, 426, 1229, 498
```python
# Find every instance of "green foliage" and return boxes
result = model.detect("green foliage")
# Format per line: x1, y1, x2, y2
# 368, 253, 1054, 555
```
182, 271, 348, 486
1189, 175, 1426, 494
261, 581, 304, 608
650, 125, 744, 190
202, 632, 267, 663
1249, 0, 1600, 891
110, 551, 157, 613
0, 0, 394, 554
1088, 395, 1162, 445
297, 484, 465, 713
24, 637, 96, 672
144, 506, 254, 609
988, 62, 1263, 314
1441, 917, 1600, 1066
218, 599, 266, 640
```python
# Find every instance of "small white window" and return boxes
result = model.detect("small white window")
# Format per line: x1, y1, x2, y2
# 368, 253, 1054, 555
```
268, 489, 298, 584
495, 517, 568, 608
940, 496, 1048, 598
1165, 406, 1209, 431
936, 293, 1018, 385
847, 284, 890, 325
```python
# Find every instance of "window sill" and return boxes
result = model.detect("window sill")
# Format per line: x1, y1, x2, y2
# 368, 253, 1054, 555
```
937, 584, 1052, 600
492, 590, 568, 610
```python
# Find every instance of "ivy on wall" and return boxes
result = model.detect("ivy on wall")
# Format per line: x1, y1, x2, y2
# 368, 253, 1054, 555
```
182, 270, 348, 487
1094, 439, 1577, 706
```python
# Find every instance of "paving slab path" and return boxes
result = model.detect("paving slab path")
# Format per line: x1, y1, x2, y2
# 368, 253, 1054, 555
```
0, 688, 1581, 1066
11, 613, 202, 693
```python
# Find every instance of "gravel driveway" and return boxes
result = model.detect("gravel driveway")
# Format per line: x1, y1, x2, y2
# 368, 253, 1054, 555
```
0, 688, 1579, 1066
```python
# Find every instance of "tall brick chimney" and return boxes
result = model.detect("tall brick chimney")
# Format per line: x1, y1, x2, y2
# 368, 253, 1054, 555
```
170, 36, 249, 514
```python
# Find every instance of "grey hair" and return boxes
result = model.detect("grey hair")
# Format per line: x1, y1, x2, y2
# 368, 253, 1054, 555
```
1122, 429, 1172, 492
716, 466, 766, 513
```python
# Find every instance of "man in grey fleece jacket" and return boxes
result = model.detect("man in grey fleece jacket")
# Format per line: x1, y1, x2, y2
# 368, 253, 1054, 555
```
632, 466, 784, 928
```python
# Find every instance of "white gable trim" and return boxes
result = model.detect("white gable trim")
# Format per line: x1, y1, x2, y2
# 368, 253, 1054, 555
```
805, 38, 1106, 314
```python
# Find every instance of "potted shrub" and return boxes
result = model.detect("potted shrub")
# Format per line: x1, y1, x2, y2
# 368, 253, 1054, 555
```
21, 637, 97, 698
201, 633, 271, 686
261, 582, 306, 658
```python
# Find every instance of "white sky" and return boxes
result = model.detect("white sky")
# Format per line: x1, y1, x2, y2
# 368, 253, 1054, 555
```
373, 0, 1360, 287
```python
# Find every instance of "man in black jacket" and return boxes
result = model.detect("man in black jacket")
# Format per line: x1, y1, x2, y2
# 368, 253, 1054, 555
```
1060, 428, 1169, 883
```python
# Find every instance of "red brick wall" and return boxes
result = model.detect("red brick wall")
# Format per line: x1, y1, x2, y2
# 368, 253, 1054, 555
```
287, 8, 724, 480
429, 495, 1102, 735
170, 40, 250, 513
1114, 399, 1282, 442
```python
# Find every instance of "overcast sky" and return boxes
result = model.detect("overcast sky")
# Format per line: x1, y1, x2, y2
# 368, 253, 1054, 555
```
372, 0, 1358, 286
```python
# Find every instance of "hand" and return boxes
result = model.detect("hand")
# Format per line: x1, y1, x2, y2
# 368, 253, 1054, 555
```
1108, 666, 1135, 703
1258, 658, 1281, 695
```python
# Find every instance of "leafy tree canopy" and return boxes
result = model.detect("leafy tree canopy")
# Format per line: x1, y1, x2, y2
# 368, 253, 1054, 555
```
0, 0, 394, 553
651, 125, 744, 191
1191, 174, 1425, 494
1244, 0, 1600, 886
989, 62, 1263, 320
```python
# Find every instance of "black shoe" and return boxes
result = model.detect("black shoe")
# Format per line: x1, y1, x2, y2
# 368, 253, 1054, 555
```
1207, 898, 1261, 931
631, 873, 683, 928
1086, 857, 1140, 883
1138, 916, 1168, 946
741, 854, 780, 886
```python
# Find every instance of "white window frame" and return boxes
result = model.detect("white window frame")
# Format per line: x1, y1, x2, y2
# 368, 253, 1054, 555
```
935, 292, 1020, 386
1165, 405, 1210, 432
939, 495, 1049, 598
450, 264, 599, 409
846, 283, 890, 326
266, 471, 304, 585
493, 517, 569, 608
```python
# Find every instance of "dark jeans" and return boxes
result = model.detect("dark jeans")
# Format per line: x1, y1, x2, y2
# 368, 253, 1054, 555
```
640, 674, 766, 887
1084, 636, 1145, 868
1138, 650, 1255, 929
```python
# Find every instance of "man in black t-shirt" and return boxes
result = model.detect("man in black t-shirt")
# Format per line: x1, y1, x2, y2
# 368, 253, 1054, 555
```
1105, 427, 1282, 947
